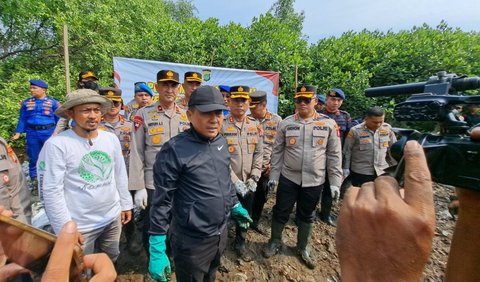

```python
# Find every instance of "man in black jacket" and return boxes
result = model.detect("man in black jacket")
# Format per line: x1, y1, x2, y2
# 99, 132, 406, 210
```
148, 86, 252, 282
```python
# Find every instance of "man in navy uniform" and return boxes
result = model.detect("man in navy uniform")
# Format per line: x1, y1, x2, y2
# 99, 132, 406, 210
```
317, 88, 352, 226
12, 79, 60, 190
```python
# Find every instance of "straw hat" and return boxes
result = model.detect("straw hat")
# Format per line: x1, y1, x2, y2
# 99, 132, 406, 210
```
54, 89, 113, 118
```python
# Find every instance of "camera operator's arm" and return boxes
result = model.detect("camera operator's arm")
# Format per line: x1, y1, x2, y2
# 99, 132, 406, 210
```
446, 187, 480, 281
446, 127, 480, 281
336, 141, 435, 281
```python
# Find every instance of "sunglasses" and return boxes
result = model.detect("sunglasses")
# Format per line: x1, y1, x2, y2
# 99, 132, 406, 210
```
112, 101, 122, 107
295, 97, 313, 104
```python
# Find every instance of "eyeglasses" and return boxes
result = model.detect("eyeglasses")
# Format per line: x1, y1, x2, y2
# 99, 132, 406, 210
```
295, 97, 313, 104
112, 101, 122, 107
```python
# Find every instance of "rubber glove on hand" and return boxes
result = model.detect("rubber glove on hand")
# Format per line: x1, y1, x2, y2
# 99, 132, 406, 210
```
330, 185, 340, 202
267, 180, 278, 195
149, 235, 171, 281
231, 203, 253, 229
134, 189, 148, 210
235, 180, 248, 197
343, 169, 350, 179
245, 178, 258, 193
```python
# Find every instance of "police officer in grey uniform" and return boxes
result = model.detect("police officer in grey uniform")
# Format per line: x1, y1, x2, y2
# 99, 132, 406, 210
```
343, 106, 397, 186
263, 85, 342, 269
0, 137, 31, 224
99, 87, 141, 254
248, 90, 282, 234
178, 71, 202, 109
128, 70, 190, 253
221, 86, 263, 261
318, 88, 353, 226
99, 88, 133, 169
124, 82, 154, 121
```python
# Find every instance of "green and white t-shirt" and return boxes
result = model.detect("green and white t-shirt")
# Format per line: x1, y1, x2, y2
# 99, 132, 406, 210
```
38, 129, 133, 233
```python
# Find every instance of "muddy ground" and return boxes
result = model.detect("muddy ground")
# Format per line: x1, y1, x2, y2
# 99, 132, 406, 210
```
116, 183, 456, 282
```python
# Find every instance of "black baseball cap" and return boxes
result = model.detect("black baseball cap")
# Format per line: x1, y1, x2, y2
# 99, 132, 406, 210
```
188, 86, 227, 112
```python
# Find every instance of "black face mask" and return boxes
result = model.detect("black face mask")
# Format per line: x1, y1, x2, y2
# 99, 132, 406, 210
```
81, 80, 99, 91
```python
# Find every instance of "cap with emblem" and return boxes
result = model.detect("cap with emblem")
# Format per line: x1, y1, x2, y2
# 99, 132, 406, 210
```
29, 79, 48, 89
184, 71, 202, 83
157, 70, 179, 83
78, 70, 98, 81
188, 86, 227, 112
316, 94, 326, 104
327, 88, 346, 100
230, 86, 250, 99
294, 84, 316, 99
134, 82, 154, 96
99, 87, 122, 102
249, 90, 267, 108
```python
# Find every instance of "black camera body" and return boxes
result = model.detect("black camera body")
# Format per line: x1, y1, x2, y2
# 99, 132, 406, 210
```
365, 71, 480, 191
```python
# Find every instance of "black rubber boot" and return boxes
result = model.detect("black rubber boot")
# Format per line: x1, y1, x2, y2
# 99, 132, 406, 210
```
297, 221, 315, 269
263, 220, 285, 258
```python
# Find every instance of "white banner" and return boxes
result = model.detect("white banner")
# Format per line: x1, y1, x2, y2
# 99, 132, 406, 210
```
113, 57, 280, 113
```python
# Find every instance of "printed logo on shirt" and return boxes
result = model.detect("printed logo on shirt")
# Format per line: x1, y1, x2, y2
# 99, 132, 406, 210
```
38, 161, 46, 172
79, 151, 113, 184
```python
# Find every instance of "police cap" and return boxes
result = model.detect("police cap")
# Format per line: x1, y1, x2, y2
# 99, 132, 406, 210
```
249, 90, 267, 108
295, 84, 316, 99
29, 79, 48, 89
184, 71, 202, 83
230, 86, 250, 99
157, 70, 179, 84
327, 88, 346, 100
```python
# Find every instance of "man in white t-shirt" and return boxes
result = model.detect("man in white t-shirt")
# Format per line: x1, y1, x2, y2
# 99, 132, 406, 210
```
38, 89, 133, 262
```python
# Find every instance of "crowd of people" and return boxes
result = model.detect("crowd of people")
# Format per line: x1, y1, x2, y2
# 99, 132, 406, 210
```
1, 68, 479, 281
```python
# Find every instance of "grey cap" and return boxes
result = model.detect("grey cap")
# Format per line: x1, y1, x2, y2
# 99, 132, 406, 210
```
188, 85, 227, 112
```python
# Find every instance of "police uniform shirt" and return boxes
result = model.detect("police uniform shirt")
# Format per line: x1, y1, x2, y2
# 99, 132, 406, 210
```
177, 97, 188, 110
128, 103, 190, 190
343, 122, 397, 176
0, 138, 31, 223
269, 112, 343, 187
99, 115, 133, 172
249, 111, 282, 171
124, 99, 140, 121
221, 115, 263, 183
15, 97, 60, 132
318, 109, 352, 146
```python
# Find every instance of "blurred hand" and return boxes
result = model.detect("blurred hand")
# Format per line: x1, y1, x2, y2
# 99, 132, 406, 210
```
336, 141, 435, 281
330, 185, 340, 202
234, 181, 248, 197
121, 210, 132, 225
134, 189, 148, 210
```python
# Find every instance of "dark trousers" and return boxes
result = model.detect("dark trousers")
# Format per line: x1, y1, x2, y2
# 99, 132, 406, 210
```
235, 191, 254, 246
272, 175, 323, 224
143, 188, 154, 256
319, 175, 333, 220
171, 229, 228, 282
251, 174, 269, 223
351, 171, 377, 187
26, 128, 54, 178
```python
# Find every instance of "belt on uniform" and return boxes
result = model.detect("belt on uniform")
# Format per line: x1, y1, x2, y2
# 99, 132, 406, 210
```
28, 124, 55, 130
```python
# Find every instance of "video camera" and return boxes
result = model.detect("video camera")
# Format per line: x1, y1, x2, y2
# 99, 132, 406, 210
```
365, 71, 480, 191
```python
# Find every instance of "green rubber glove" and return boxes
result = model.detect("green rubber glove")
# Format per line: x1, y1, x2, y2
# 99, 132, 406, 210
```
231, 202, 253, 229
149, 235, 171, 281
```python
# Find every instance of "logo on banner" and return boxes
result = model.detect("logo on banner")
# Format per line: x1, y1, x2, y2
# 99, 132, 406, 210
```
202, 69, 211, 81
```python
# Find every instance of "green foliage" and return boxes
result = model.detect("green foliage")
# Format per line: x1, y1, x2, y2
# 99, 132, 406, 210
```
1, 0, 479, 144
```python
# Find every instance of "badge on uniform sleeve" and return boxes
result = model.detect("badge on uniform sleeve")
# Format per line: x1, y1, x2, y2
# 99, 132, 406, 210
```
383, 141, 389, 148
228, 145, 235, 153
133, 116, 143, 132
124, 142, 130, 149
317, 139, 324, 145
289, 137, 296, 145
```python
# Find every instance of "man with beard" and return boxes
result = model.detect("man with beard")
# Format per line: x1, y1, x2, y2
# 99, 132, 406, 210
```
38, 89, 133, 261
